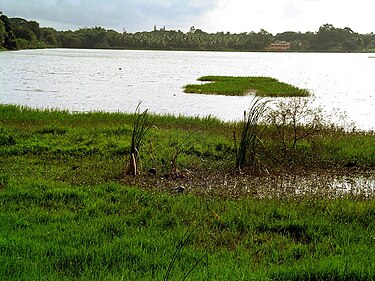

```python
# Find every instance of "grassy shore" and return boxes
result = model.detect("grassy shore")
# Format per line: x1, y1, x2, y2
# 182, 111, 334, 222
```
183, 76, 310, 97
1, 104, 374, 280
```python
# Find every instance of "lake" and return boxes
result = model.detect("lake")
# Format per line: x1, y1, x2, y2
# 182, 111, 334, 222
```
1, 49, 374, 130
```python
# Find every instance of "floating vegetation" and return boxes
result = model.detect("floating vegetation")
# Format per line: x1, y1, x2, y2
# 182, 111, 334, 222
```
184, 76, 310, 97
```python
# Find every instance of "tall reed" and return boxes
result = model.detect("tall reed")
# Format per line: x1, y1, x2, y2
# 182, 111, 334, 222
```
126, 103, 150, 175
234, 97, 269, 172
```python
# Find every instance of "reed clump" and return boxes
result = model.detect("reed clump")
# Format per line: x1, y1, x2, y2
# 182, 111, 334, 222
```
234, 97, 269, 173
126, 103, 150, 176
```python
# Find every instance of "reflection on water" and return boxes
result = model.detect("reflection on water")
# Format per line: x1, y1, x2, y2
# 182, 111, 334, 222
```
1, 49, 374, 130
269, 173, 375, 198
190, 172, 375, 199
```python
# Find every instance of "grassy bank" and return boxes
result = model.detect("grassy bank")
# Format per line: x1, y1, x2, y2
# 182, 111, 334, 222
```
183, 76, 310, 97
0, 104, 374, 280
1, 104, 373, 179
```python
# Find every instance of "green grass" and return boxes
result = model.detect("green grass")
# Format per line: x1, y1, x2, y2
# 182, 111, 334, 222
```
1, 180, 374, 280
0, 104, 374, 279
184, 76, 310, 97
0, 104, 374, 182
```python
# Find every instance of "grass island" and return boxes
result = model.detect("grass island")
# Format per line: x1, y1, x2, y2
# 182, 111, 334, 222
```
183, 76, 310, 97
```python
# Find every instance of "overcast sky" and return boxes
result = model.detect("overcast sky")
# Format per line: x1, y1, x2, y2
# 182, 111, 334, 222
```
1, 0, 374, 34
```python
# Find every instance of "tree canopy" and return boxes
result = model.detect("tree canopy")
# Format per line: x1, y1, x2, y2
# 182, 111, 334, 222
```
1, 12, 374, 52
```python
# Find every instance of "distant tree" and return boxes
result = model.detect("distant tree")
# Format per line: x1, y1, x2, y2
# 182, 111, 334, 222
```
188, 26, 196, 33
362, 33, 375, 50
0, 13, 18, 49
74, 27, 109, 49
9, 17, 40, 48
0, 18, 5, 47
13, 26, 36, 42
107, 29, 123, 48
257, 29, 273, 48
310, 24, 337, 50
27, 20, 40, 39
310, 24, 363, 52
275, 31, 301, 42
40, 27, 58, 46
58, 30, 83, 48
1, 12, 371, 53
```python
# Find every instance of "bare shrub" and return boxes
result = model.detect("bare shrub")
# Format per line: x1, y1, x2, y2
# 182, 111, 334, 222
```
268, 97, 325, 150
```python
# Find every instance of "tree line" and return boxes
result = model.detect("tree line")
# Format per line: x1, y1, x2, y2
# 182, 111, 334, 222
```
1, 12, 375, 52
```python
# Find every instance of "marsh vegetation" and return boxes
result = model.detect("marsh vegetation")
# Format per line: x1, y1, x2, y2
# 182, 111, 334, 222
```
184, 76, 310, 97
0, 102, 374, 280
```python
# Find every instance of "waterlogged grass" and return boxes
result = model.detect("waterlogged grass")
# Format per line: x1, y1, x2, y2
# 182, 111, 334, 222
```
184, 76, 310, 97
0, 104, 374, 279
0, 180, 375, 280
0, 104, 374, 182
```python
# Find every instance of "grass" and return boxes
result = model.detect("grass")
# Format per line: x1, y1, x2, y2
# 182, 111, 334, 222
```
1, 180, 375, 280
183, 76, 310, 97
0, 104, 374, 280
0, 104, 374, 182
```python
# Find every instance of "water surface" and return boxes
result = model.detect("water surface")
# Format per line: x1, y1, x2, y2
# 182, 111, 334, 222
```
1, 49, 374, 130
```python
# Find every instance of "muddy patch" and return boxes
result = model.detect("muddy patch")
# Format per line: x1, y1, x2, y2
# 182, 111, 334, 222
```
121, 169, 375, 199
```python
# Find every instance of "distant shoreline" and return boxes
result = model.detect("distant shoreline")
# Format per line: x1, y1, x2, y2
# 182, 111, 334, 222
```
1, 12, 375, 53
3, 46, 375, 54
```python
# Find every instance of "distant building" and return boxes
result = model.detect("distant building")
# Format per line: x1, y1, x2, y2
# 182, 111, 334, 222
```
268, 41, 291, 51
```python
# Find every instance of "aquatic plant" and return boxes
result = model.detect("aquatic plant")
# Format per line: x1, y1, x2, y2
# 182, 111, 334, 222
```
184, 76, 310, 97
234, 97, 269, 172
126, 103, 151, 175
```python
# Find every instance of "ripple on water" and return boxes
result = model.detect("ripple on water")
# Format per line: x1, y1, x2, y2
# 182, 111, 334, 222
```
1, 50, 374, 130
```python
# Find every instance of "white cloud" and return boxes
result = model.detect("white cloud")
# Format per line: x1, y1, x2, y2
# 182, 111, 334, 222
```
1, 0, 374, 33
1, 0, 220, 32
198, 0, 375, 34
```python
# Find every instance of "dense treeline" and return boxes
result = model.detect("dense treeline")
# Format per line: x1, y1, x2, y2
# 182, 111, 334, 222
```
1, 12, 375, 52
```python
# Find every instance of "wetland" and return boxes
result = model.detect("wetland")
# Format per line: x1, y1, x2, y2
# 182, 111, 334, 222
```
0, 49, 374, 280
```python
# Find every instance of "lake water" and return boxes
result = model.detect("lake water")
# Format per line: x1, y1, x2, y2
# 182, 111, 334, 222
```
1, 49, 374, 130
